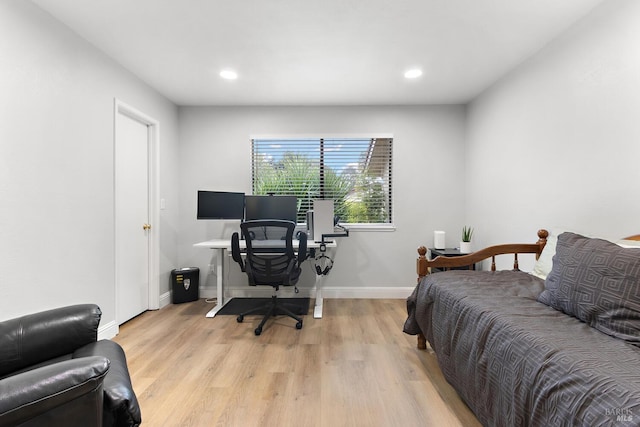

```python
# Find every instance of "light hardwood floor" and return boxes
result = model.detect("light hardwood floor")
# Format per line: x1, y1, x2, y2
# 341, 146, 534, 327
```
113, 298, 481, 427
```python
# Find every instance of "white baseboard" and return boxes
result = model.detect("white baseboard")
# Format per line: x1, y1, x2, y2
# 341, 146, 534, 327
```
159, 291, 172, 308
199, 287, 217, 299
98, 320, 118, 340
199, 286, 414, 300
321, 286, 414, 299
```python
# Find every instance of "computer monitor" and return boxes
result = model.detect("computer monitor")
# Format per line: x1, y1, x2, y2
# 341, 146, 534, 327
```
244, 195, 298, 223
197, 191, 245, 220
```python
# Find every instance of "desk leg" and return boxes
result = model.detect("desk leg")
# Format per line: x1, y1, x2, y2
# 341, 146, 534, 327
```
206, 248, 229, 318
313, 274, 323, 319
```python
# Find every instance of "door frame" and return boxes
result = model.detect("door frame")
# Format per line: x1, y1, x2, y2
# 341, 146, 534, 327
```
114, 98, 160, 328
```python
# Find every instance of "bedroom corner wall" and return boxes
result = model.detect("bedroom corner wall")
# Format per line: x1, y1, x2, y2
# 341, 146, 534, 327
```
465, 0, 640, 269
0, 1, 180, 324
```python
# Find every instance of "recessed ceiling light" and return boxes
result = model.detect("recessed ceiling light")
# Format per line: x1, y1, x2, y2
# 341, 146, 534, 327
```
220, 70, 238, 80
404, 69, 423, 79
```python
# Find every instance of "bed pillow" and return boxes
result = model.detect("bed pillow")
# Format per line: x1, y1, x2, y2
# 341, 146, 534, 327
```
531, 228, 632, 279
530, 227, 590, 280
537, 232, 640, 344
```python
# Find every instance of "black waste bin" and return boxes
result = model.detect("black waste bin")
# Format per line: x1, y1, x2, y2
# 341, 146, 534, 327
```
171, 267, 199, 304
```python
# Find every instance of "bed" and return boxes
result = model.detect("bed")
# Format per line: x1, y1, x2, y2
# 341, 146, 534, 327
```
404, 229, 640, 426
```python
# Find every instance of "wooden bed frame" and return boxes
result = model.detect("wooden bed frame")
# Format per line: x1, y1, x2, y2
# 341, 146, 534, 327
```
413, 229, 640, 349
417, 229, 549, 281
414, 229, 549, 349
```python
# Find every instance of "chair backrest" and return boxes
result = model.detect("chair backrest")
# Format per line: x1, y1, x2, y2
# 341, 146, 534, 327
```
236, 220, 305, 287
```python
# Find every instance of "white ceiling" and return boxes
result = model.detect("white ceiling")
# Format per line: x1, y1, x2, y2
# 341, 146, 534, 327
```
31, 0, 604, 106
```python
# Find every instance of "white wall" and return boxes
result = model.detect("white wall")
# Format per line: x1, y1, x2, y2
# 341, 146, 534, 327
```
466, 0, 640, 270
178, 106, 466, 296
0, 1, 180, 325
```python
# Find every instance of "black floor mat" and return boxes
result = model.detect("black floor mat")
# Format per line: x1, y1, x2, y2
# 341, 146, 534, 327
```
217, 297, 310, 316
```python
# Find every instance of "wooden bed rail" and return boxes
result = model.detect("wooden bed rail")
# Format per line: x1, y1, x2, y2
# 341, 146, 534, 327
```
416, 229, 549, 282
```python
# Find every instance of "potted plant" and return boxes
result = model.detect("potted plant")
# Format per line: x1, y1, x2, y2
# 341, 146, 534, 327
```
460, 226, 473, 253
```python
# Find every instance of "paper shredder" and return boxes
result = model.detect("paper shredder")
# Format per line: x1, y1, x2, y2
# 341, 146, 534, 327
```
171, 267, 199, 304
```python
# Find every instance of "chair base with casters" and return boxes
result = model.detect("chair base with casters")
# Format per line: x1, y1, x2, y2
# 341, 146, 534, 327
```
231, 219, 309, 336
236, 294, 303, 336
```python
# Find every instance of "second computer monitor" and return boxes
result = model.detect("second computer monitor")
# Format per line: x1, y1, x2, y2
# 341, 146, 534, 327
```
244, 195, 298, 223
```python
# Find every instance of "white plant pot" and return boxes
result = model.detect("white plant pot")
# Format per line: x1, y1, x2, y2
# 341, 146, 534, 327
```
460, 241, 472, 254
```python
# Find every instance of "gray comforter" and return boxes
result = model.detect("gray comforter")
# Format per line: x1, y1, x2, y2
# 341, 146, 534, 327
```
404, 270, 640, 427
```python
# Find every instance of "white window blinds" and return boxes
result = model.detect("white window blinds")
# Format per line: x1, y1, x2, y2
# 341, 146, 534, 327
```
251, 137, 393, 224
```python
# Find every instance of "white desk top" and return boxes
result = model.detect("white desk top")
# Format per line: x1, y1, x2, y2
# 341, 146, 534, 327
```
193, 238, 337, 250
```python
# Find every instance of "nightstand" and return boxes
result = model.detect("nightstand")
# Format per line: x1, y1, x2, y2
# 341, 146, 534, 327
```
429, 248, 476, 272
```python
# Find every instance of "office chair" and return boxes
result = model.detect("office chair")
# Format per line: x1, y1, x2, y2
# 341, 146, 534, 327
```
231, 220, 308, 335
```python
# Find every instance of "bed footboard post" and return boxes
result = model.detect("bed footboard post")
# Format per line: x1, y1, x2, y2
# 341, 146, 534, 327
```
536, 229, 549, 260
417, 246, 429, 282
417, 333, 427, 350
416, 246, 430, 350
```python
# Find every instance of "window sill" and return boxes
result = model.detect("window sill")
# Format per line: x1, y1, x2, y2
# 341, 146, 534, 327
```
295, 223, 396, 233
341, 224, 396, 232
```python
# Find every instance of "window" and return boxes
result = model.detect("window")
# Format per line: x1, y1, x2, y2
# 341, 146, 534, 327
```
251, 137, 393, 224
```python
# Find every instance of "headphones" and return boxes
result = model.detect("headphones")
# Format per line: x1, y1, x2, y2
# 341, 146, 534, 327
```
314, 253, 334, 276
312, 216, 343, 276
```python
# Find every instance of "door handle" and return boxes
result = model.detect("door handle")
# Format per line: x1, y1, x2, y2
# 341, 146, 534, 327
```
143, 223, 152, 231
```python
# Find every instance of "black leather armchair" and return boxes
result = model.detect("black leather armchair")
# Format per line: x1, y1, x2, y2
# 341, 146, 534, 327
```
0, 304, 141, 427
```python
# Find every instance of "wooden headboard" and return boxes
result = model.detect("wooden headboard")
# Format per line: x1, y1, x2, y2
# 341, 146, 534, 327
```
416, 229, 549, 281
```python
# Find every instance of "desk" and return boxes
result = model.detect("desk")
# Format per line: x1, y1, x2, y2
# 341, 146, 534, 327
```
194, 238, 337, 319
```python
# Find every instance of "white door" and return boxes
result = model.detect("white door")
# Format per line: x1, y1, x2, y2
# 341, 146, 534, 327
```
115, 110, 150, 324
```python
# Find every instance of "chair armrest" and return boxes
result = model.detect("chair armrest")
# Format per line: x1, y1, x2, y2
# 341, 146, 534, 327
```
231, 232, 245, 272
297, 231, 308, 264
0, 356, 109, 426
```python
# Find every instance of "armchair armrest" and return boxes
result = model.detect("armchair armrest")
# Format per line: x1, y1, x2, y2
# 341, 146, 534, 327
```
74, 340, 142, 427
0, 356, 109, 427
